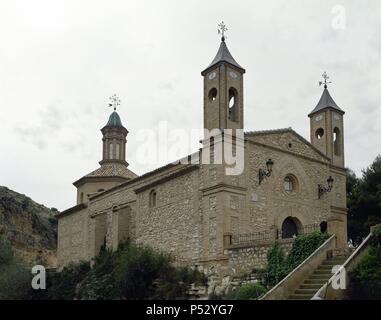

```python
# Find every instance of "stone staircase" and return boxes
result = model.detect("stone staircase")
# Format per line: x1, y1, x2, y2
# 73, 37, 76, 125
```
288, 254, 349, 300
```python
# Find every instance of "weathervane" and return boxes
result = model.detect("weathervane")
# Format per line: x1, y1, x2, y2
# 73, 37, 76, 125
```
108, 94, 121, 111
218, 21, 228, 41
319, 72, 332, 89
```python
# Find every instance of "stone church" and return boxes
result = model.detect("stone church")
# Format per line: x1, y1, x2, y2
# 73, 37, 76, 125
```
57, 33, 347, 278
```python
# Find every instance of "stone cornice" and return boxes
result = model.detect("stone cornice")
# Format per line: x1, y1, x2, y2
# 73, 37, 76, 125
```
330, 205, 348, 214
201, 183, 247, 196
56, 203, 87, 219
245, 139, 330, 166
134, 165, 200, 194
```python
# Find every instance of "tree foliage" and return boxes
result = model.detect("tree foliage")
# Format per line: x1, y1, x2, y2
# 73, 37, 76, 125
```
347, 155, 381, 244
0, 237, 31, 300
233, 283, 267, 300
29, 242, 207, 300
349, 225, 381, 300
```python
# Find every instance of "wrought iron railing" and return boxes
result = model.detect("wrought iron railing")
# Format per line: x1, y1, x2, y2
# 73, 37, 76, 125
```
231, 230, 272, 245
277, 223, 321, 240
231, 223, 321, 246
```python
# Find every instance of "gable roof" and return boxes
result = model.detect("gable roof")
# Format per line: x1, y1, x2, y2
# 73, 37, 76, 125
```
245, 127, 331, 161
309, 88, 344, 116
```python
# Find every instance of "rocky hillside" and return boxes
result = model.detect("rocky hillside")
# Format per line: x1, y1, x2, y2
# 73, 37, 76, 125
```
0, 186, 58, 268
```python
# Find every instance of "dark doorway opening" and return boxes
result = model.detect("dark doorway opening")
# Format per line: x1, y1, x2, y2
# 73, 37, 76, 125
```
281, 217, 301, 239
320, 221, 328, 233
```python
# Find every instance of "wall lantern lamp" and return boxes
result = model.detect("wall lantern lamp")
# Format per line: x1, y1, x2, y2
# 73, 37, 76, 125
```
318, 176, 334, 199
259, 159, 274, 185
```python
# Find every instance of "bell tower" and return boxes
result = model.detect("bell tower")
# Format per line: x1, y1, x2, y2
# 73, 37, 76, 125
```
100, 94, 128, 166
201, 22, 245, 134
309, 72, 345, 168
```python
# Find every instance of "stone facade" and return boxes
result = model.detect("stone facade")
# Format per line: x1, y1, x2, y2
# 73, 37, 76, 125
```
56, 36, 348, 285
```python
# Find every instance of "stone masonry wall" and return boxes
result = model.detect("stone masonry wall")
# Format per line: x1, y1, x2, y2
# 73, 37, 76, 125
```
224, 240, 294, 275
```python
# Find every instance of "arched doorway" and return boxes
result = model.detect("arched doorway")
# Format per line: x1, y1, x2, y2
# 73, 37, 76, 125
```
281, 217, 302, 239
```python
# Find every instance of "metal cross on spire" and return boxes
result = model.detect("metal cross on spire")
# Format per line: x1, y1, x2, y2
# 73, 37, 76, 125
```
108, 94, 121, 111
319, 72, 332, 89
218, 21, 228, 41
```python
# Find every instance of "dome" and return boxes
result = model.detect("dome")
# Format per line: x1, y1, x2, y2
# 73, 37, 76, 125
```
104, 111, 125, 128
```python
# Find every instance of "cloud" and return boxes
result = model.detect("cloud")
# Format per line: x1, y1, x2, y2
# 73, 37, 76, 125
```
13, 104, 64, 149
1, 0, 381, 210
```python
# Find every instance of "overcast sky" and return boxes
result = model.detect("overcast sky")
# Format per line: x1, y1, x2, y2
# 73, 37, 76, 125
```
0, 0, 380, 210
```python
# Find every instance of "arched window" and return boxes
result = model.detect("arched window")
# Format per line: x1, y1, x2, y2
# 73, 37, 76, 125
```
109, 143, 114, 160
281, 217, 302, 239
116, 143, 120, 160
228, 88, 238, 122
283, 175, 298, 193
80, 192, 84, 204
315, 128, 324, 140
149, 189, 157, 208
333, 127, 341, 156
208, 88, 217, 101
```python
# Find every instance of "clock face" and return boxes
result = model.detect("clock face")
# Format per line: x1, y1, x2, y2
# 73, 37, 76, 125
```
334, 114, 341, 120
208, 72, 216, 80
315, 115, 323, 122
229, 71, 238, 79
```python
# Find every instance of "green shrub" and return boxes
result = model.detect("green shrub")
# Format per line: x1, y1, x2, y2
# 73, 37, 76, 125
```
370, 225, 381, 246
286, 231, 329, 270
47, 261, 90, 300
78, 249, 119, 300
36, 242, 207, 300
349, 245, 381, 300
264, 242, 288, 286
264, 232, 329, 286
234, 283, 267, 300
0, 263, 30, 300
0, 237, 31, 300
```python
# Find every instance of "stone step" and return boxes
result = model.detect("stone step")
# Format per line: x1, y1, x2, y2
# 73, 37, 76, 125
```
288, 294, 314, 300
304, 279, 328, 285
313, 270, 333, 275
318, 265, 335, 270
294, 288, 318, 295
321, 260, 345, 266
309, 274, 332, 280
300, 284, 323, 290
328, 257, 348, 262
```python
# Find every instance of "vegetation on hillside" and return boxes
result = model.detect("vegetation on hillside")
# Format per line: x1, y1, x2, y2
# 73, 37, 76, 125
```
0, 186, 57, 266
4, 241, 207, 300
0, 237, 31, 300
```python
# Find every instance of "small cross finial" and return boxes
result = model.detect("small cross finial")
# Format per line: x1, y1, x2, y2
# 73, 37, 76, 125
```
108, 94, 121, 111
319, 72, 332, 89
218, 21, 228, 41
